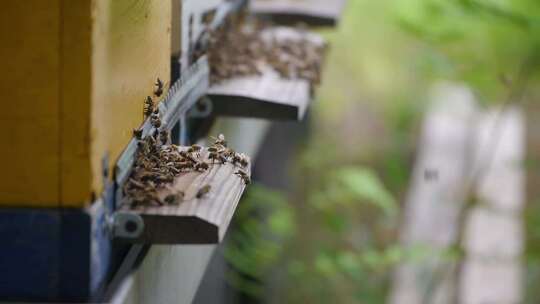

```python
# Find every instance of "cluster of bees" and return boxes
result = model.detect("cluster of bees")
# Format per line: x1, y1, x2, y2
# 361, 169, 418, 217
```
206, 18, 326, 85
123, 82, 250, 207
266, 36, 325, 85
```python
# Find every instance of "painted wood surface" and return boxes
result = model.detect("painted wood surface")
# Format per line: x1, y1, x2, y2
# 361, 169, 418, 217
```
1, 1, 77, 207
0, 0, 171, 207
91, 0, 171, 206
0, 208, 91, 302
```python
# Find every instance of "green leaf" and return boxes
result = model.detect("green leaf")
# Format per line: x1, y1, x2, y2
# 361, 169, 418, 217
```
336, 167, 397, 216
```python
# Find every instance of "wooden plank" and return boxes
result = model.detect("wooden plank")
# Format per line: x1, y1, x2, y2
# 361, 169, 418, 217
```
209, 66, 311, 120
111, 120, 269, 304
208, 26, 325, 121
250, 0, 347, 26
120, 150, 250, 244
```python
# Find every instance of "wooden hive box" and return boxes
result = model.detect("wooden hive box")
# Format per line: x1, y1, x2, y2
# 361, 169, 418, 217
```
0, 0, 171, 208
0, 1, 172, 302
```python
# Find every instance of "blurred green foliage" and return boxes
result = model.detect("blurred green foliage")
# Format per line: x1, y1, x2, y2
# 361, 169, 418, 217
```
225, 166, 403, 303
225, 0, 540, 302
395, 0, 540, 102
224, 184, 295, 298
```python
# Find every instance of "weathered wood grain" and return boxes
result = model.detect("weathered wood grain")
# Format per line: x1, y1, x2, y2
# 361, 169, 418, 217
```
121, 151, 250, 244
250, 0, 347, 26
111, 119, 270, 304
208, 27, 325, 121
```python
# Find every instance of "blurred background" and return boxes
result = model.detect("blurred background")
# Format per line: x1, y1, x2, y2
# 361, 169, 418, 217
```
195, 0, 540, 303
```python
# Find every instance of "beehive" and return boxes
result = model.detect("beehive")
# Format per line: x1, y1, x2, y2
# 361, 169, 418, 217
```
0, 0, 171, 208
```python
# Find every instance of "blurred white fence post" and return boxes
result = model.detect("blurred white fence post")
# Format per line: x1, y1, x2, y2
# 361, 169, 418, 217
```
459, 107, 525, 304
389, 83, 525, 304
389, 84, 479, 304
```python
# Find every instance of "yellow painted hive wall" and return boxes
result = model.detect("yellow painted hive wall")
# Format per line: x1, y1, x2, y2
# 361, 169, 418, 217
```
0, 0, 171, 208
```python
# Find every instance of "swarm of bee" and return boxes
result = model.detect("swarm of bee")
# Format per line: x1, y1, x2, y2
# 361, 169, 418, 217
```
123, 100, 250, 207
204, 18, 326, 85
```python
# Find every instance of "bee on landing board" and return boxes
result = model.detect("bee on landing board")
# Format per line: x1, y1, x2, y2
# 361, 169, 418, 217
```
211, 134, 227, 147
159, 129, 170, 145
232, 152, 248, 168
164, 191, 184, 205
151, 112, 162, 128
188, 144, 203, 158
133, 128, 143, 140
196, 185, 211, 199
194, 161, 210, 172
235, 169, 251, 185
144, 96, 154, 119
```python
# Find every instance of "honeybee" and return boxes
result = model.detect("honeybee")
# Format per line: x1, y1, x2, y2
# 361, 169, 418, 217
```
194, 161, 210, 172
164, 191, 184, 205
176, 161, 195, 171
137, 139, 153, 156
152, 196, 164, 206
127, 178, 145, 190
223, 148, 236, 159
179, 150, 198, 163
188, 144, 203, 157
232, 153, 249, 168
235, 169, 251, 185
151, 112, 161, 128
211, 134, 227, 147
155, 173, 174, 184
138, 171, 158, 182
208, 152, 226, 164
154, 78, 164, 97
159, 129, 170, 145
144, 96, 154, 118
169, 166, 181, 175
188, 144, 202, 152
196, 184, 211, 199
133, 128, 143, 140
189, 144, 202, 151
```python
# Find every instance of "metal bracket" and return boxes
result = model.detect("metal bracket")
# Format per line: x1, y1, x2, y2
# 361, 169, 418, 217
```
108, 212, 144, 239
187, 96, 213, 118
